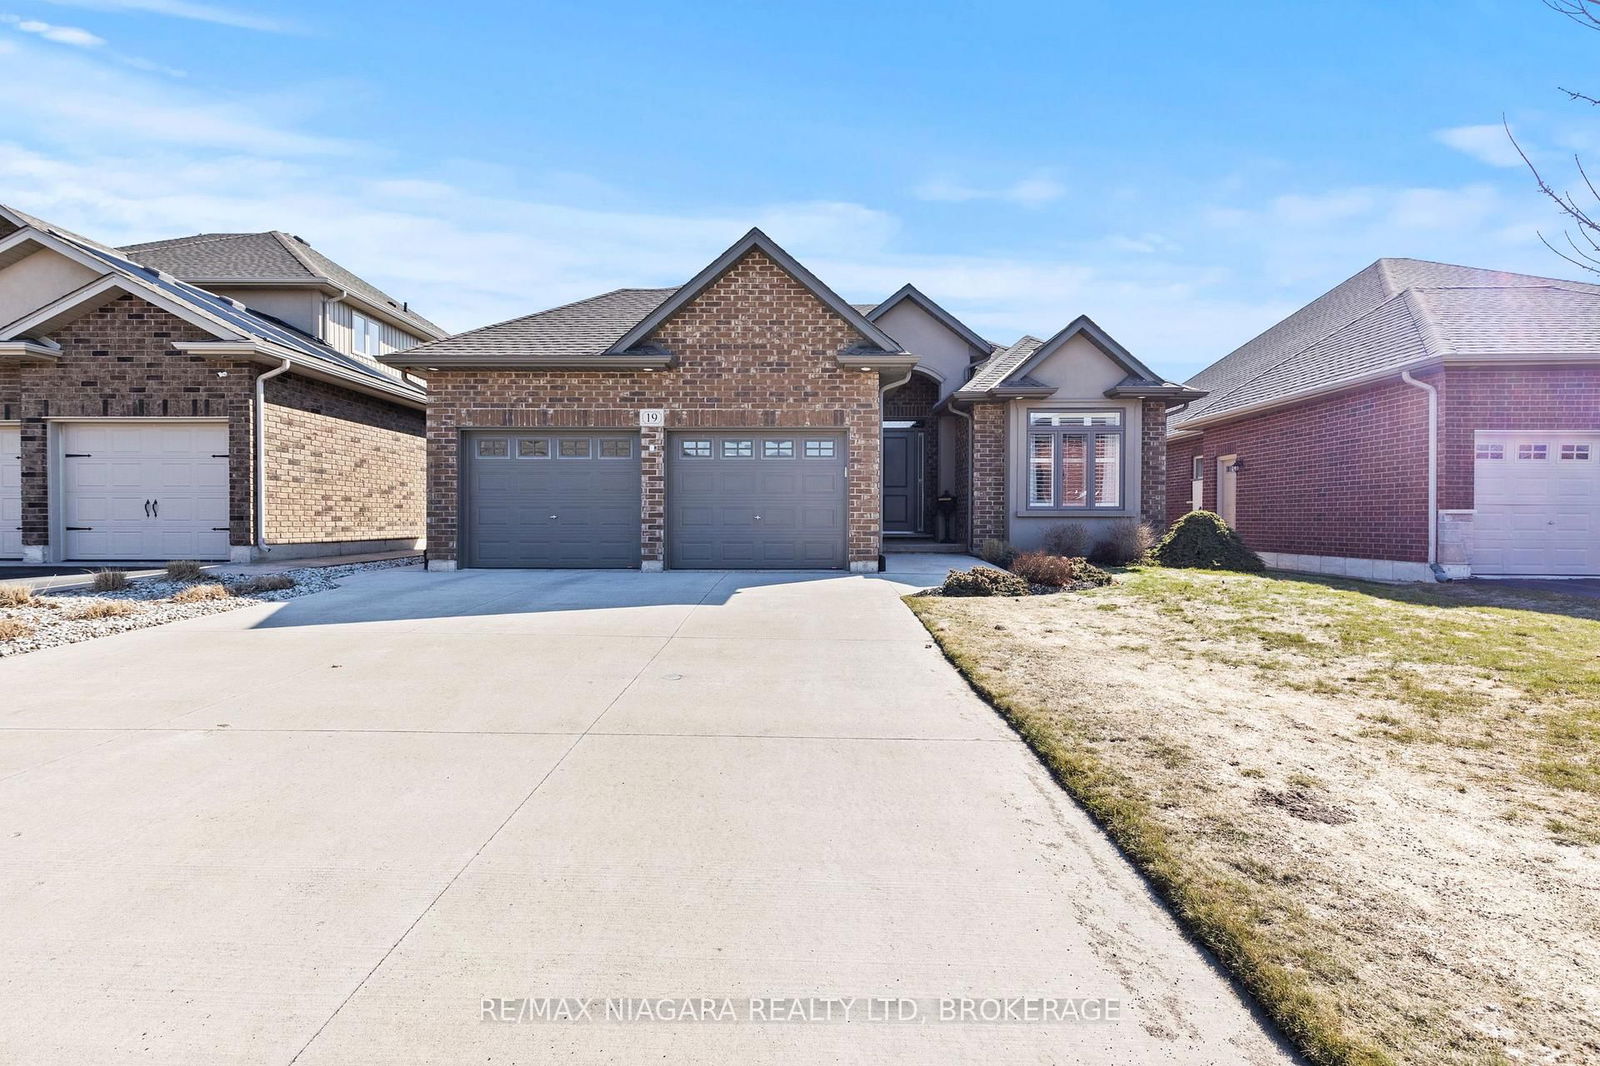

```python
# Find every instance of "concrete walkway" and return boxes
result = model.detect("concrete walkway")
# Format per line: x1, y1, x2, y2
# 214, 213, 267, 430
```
0, 549, 422, 592
0, 556, 1295, 1064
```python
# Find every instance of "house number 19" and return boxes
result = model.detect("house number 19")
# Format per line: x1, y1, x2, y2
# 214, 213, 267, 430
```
638, 409, 665, 427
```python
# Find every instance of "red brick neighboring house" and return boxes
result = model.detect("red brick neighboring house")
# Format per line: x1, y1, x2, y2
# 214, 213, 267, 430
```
384, 228, 1198, 571
1167, 259, 1600, 580
0, 205, 439, 564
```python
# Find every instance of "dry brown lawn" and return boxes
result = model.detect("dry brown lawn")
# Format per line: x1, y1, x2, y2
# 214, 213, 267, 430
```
909, 569, 1600, 1066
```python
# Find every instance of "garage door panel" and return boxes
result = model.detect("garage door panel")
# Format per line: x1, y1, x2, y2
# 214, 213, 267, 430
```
1472, 431, 1599, 576
61, 422, 231, 562
464, 433, 640, 569
0, 426, 19, 559
667, 432, 847, 570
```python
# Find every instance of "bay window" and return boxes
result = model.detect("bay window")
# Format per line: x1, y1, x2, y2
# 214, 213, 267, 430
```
1026, 411, 1125, 510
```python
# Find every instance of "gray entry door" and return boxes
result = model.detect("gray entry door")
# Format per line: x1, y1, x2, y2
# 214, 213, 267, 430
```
667, 431, 847, 569
882, 427, 924, 535
463, 431, 641, 568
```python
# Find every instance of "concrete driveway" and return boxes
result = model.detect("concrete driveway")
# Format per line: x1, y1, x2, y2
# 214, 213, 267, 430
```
0, 556, 1294, 1065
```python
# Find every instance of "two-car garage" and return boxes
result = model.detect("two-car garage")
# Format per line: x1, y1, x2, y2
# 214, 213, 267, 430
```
459, 428, 849, 570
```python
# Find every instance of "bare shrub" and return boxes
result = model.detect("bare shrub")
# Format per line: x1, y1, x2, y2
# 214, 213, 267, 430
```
64, 600, 139, 621
90, 570, 129, 592
0, 583, 34, 608
1010, 552, 1112, 588
165, 560, 206, 583
1041, 523, 1092, 558
977, 538, 1017, 568
0, 618, 34, 642
1089, 519, 1156, 566
171, 583, 230, 604
231, 574, 296, 595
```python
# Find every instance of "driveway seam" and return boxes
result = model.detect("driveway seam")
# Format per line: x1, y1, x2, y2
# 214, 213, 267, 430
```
286, 572, 726, 1064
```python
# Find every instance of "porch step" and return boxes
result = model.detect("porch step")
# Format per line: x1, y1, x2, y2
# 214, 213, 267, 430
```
884, 539, 965, 553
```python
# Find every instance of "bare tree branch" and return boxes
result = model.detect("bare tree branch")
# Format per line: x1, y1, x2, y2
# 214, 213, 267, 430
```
1545, 0, 1600, 30
1507, 118, 1600, 272
1559, 86, 1600, 105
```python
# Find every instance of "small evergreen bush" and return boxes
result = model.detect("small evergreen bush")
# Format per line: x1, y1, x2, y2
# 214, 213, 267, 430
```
941, 566, 1030, 597
1151, 510, 1264, 572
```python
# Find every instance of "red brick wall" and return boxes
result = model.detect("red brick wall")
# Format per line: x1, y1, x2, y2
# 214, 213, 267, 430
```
969, 402, 1007, 548
1437, 365, 1600, 510
423, 248, 883, 566
263, 374, 425, 544
1165, 378, 1431, 562
13, 293, 257, 548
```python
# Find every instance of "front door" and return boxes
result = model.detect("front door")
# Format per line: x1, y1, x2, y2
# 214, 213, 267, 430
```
882, 427, 924, 535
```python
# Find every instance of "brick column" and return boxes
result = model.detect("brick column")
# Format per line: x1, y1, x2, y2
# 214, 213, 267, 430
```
1140, 399, 1168, 528
969, 401, 1008, 549
640, 423, 664, 569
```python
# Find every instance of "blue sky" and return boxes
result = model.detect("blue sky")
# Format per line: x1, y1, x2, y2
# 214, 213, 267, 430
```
1, 0, 1597, 377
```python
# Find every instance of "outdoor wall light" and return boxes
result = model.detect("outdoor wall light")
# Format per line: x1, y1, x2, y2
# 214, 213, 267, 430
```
1226, 458, 1246, 473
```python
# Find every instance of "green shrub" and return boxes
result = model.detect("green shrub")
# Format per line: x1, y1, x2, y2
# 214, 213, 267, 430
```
977, 538, 1017, 568
1151, 510, 1264, 572
1010, 552, 1112, 588
1041, 523, 1092, 558
1090, 519, 1156, 566
165, 560, 205, 582
941, 566, 1030, 597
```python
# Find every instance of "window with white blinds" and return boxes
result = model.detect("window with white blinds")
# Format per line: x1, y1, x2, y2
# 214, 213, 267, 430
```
1026, 411, 1125, 510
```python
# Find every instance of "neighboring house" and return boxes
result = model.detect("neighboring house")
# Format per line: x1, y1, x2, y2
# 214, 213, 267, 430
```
1167, 258, 1600, 580
0, 205, 443, 564
384, 228, 1197, 572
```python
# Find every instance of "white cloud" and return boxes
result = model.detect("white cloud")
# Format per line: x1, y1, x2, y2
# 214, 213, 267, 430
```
912, 174, 1067, 207
1434, 124, 1525, 168
0, 37, 346, 153
0, 35, 1577, 383
34, 0, 294, 33
1, 14, 105, 46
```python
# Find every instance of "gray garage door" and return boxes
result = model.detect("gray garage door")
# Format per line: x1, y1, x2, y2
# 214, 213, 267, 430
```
667, 431, 847, 569
463, 431, 641, 568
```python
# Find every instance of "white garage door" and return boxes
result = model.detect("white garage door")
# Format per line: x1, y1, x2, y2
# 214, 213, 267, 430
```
1472, 431, 1600, 576
1, 425, 20, 559
61, 422, 230, 562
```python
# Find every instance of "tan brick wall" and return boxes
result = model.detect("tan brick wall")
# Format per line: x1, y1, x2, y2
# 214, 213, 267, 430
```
4, 291, 426, 554
263, 373, 425, 544
10, 293, 257, 548
425, 248, 883, 566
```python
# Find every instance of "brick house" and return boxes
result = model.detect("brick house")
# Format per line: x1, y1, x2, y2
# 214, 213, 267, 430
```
1167, 258, 1600, 580
384, 228, 1197, 571
0, 205, 441, 564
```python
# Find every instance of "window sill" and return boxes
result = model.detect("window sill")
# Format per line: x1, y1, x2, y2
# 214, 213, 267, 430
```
1016, 508, 1135, 519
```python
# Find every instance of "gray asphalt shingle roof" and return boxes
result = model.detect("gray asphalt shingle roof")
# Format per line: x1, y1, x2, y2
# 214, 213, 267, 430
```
1176, 258, 1600, 428
2, 205, 422, 399
119, 231, 444, 339
397, 288, 677, 362
965, 335, 1045, 391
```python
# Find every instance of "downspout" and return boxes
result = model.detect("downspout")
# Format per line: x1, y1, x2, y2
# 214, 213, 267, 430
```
254, 358, 293, 555
1400, 370, 1439, 571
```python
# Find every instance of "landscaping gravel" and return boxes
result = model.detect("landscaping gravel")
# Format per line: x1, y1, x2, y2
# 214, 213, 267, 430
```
0, 557, 419, 658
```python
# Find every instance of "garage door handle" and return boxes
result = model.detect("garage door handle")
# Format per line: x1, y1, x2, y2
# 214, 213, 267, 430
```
152, 500, 158, 518
65, 452, 91, 458
144, 499, 151, 518
66, 526, 92, 531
